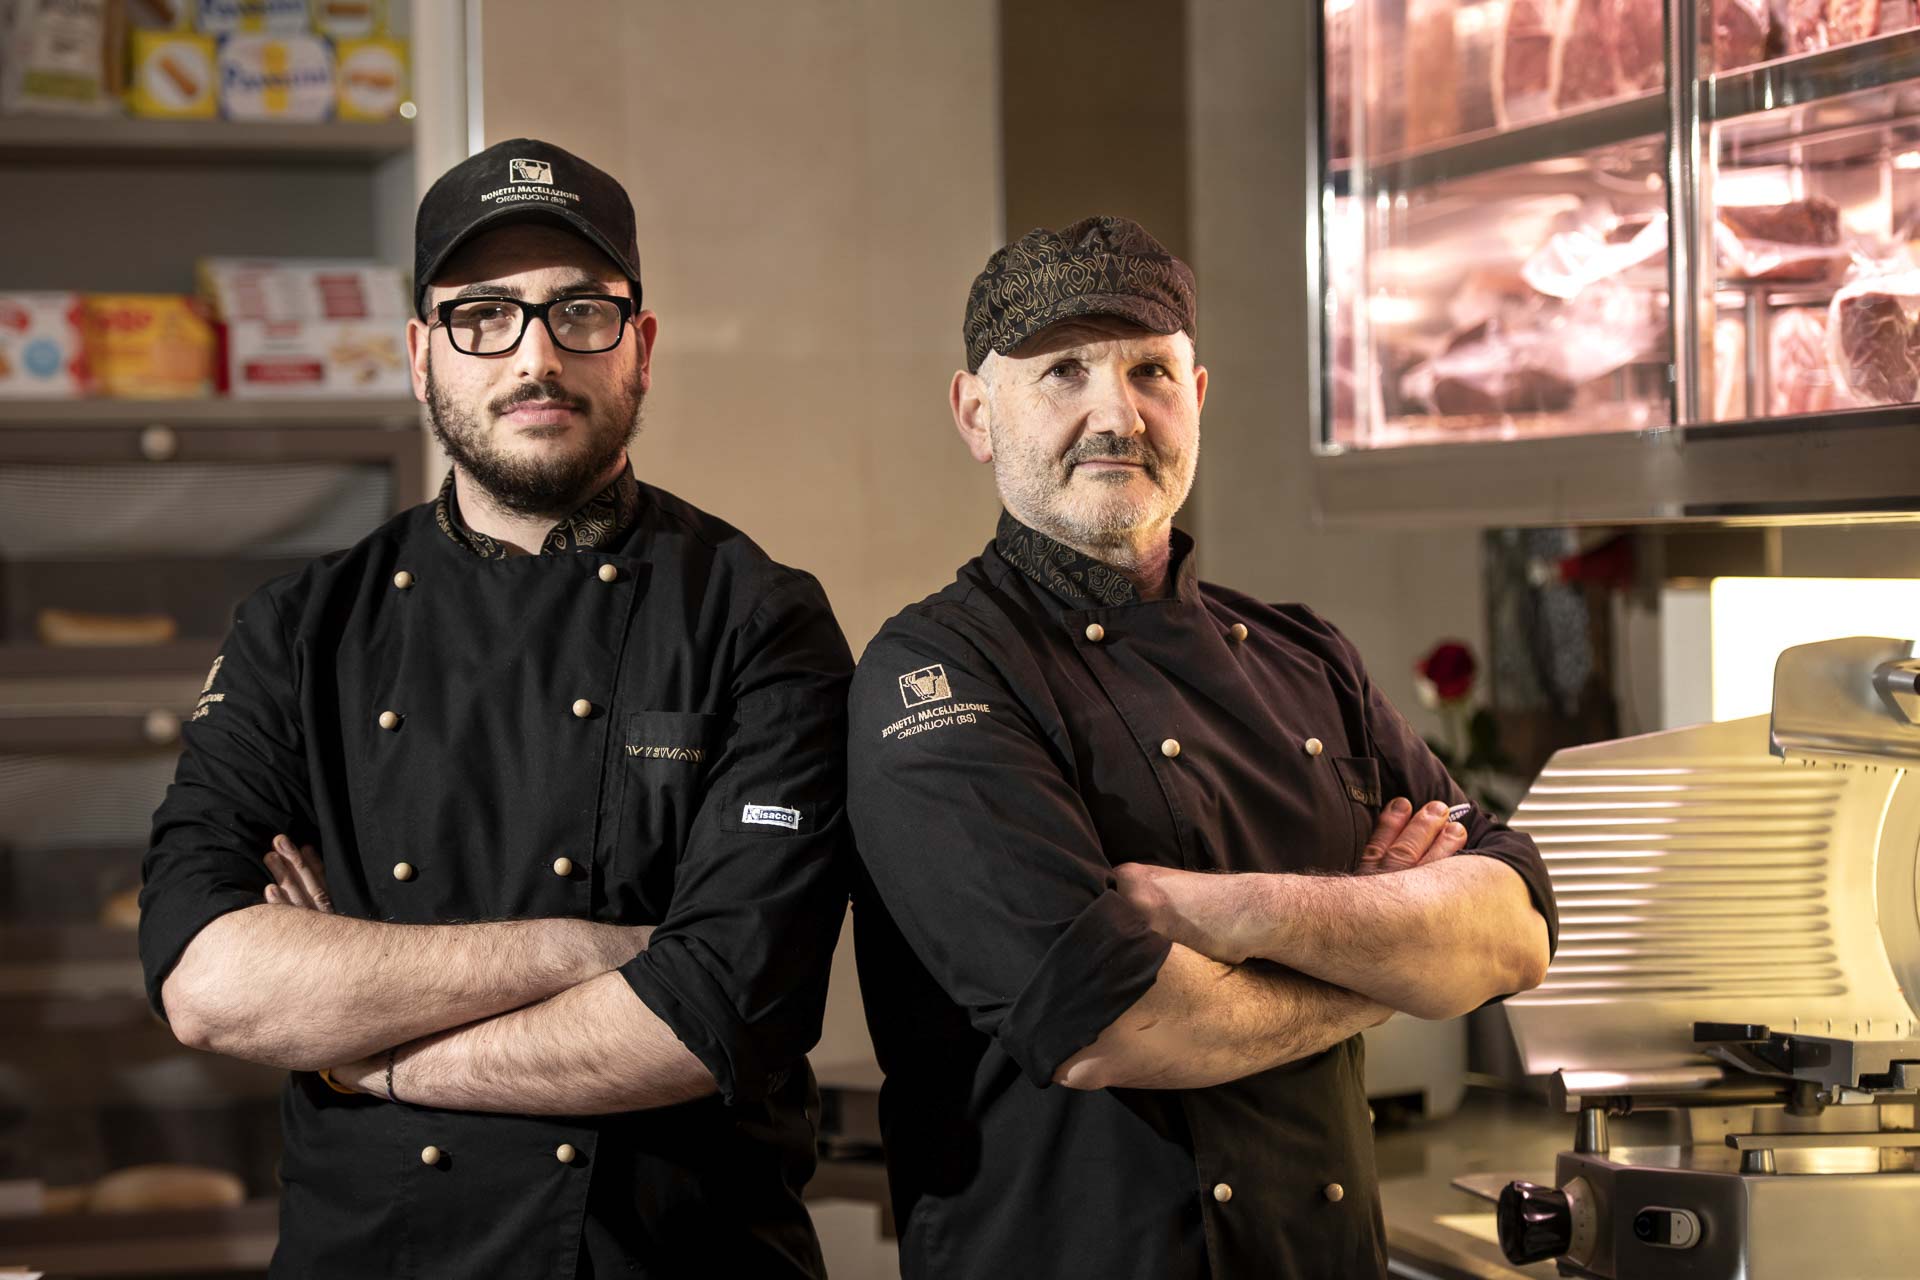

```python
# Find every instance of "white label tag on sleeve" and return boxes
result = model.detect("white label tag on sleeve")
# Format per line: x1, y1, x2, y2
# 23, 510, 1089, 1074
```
741, 803, 802, 831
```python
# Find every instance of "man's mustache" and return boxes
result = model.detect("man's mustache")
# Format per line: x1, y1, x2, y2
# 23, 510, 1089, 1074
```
1064, 437, 1159, 479
492, 383, 587, 415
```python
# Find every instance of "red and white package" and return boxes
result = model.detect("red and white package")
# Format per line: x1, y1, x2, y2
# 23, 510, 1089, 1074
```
0, 293, 88, 397
1827, 266, 1920, 405
225, 319, 410, 399
200, 258, 410, 323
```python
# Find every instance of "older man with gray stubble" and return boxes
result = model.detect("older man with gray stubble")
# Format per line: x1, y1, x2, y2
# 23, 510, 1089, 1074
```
845, 215, 1558, 1279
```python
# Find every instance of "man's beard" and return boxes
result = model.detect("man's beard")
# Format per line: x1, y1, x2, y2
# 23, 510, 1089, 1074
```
425, 357, 646, 517
992, 428, 1196, 552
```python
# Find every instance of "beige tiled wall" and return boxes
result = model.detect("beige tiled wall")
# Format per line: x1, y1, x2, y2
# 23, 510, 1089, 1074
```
479, 0, 1003, 656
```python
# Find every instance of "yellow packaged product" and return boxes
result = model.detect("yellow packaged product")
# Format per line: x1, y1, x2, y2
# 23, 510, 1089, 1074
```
311, 0, 380, 39
217, 31, 333, 120
129, 30, 217, 117
334, 36, 404, 120
83, 295, 217, 399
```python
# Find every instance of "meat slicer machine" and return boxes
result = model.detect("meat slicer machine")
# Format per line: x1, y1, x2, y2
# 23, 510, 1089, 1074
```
1491, 637, 1920, 1279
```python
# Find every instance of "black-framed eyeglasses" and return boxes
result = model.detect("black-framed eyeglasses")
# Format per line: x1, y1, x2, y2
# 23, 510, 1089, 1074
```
431, 294, 635, 356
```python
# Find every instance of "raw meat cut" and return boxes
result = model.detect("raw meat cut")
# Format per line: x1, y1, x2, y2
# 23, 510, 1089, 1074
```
1718, 196, 1841, 246
1498, 0, 1562, 126
1786, 0, 1829, 51
1613, 0, 1665, 92
1715, 0, 1771, 69
1557, 0, 1620, 109
1406, 0, 1463, 146
1834, 291, 1918, 403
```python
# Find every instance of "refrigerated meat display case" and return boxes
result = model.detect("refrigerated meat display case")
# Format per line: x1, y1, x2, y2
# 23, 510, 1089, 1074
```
1313, 0, 1920, 526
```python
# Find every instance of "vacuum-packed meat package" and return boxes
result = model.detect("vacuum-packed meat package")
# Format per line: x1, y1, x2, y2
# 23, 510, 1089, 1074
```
1497, 0, 1563, 126
1715, 0, 1772, 69
1770, 306, 1853, 414
1716, 196, 1846, 282
1402, 280, 1666, 419
1523, 207, 1669, 299
1406, 0, 1463, 147
1614, 0, 1665, 91
1828, 271, 1920, 404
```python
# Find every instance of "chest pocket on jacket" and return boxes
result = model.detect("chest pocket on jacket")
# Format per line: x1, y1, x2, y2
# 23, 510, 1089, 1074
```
1329, 755, 1383, 871
612, 711, 724, 876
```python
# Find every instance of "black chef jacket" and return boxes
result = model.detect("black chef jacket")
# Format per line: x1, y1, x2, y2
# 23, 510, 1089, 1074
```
846, 513, 1558, 1280
139, 466, 851, 1279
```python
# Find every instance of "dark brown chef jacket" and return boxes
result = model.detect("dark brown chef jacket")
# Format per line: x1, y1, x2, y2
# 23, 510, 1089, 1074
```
847, 512, 1558, 1280
140, 466, 851, 1279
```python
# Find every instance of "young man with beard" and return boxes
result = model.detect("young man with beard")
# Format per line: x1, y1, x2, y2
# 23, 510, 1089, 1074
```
140, 139, 851, 1278
846, 217, 1558, 1279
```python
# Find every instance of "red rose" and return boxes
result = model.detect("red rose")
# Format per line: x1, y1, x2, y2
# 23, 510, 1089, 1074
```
1416, 641, 1477, 703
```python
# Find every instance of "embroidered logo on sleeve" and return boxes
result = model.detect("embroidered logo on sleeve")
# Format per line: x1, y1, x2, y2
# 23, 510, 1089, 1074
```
191, 654, 226, 722
898, 665, 952, 708
742, 804, 802, 830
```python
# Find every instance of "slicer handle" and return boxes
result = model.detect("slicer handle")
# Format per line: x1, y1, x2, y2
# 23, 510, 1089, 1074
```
1497, 1180, 1573, 1265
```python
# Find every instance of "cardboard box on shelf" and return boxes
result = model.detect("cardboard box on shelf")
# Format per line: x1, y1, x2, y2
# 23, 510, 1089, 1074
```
225, 318, 409, 397
217, 30, 332, 120
335, 35, 404, 120
199, 257, 409, 321
194, 0, 308, 35
0, 294, 88, 399
128, 29, 217, 117
0, 0, 123, 115
83, 295, 217, 399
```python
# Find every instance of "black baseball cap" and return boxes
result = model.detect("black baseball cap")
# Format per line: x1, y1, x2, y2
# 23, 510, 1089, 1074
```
413, 138, 643, 319
962, 216, 1195, 373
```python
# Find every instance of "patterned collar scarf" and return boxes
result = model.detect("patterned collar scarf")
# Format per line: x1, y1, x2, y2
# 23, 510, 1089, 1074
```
434, 464, 643, 559
994, 510, 1197, 609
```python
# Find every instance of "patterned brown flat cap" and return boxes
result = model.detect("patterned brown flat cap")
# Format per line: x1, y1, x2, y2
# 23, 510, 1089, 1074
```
963, 215, 1196, 372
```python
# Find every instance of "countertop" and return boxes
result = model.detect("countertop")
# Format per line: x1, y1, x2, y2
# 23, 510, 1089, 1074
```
1376, 1087, 1570, 1280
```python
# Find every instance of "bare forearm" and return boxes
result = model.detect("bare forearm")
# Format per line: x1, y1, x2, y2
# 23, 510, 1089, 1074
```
1054, 944, 1389, 1092
362, 971, 716, 1115
162, 904, 648, 1070
1243, 856, 1549, 1019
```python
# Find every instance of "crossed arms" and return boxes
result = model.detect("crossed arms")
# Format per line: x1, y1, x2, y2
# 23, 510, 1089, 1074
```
162, 838, 713, 1114
1053, 800, 1551, 1092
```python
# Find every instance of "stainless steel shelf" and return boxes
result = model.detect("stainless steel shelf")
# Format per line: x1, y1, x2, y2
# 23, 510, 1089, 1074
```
1329, 92, 1666, 194
0, 397, 420, 428
1709, 28, 1920, 123
1312, 406, 1920, 530
0, 114, 413, 165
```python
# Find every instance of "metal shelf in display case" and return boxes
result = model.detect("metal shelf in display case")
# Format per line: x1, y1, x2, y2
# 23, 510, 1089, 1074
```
1309, 2, 1920, 527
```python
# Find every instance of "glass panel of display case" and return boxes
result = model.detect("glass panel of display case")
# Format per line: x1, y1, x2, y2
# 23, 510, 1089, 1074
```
1323, 0, 1674, 452
1705, 26, 1920, 421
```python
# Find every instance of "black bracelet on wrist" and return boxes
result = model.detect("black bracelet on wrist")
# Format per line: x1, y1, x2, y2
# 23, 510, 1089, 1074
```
385, 1047, 400, 1104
